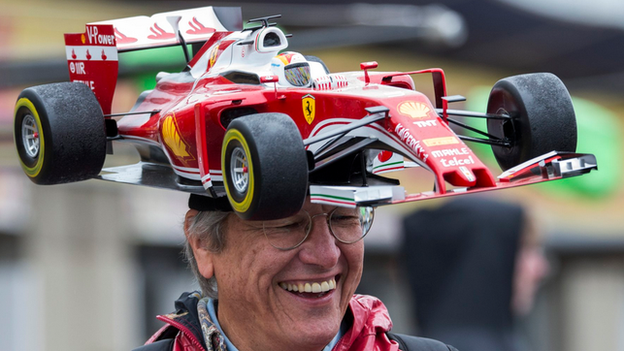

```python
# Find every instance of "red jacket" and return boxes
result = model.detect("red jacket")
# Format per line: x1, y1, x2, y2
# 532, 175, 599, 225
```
139, 293, 400, 351
333, 295, 400, 351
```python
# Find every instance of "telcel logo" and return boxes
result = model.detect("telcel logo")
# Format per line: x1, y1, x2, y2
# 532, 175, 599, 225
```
441, 155, 474, 167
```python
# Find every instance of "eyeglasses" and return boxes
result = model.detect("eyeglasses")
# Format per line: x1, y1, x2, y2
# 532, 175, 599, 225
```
261, 206, 375, 250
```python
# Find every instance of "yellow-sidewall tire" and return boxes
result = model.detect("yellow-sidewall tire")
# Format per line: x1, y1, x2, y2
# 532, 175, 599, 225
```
14, 98, 46, 179
13, 83, 106, 185
222, 129, 255, 214
220, 113, 308, 221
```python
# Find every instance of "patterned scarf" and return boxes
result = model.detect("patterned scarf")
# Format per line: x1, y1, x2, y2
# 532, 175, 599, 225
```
197, 297, 228, 351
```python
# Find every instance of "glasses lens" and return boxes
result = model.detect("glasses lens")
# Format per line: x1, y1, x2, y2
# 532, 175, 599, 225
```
263, 212, 311, 250
329, 206, 375, 244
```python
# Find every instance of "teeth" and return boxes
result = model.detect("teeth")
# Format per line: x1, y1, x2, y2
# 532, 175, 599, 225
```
321, 281, 329, 291
280, 278, 337, 293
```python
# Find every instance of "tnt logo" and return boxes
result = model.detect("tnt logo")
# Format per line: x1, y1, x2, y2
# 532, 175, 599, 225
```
413, 120, 438, 128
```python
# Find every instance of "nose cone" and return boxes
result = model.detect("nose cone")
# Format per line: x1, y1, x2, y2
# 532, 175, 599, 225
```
443, 166, 476, 187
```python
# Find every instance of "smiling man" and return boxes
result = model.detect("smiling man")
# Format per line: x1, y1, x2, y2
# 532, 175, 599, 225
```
134, 195, 457, 351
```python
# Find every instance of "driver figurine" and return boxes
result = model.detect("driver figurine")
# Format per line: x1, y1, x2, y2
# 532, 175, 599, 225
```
270, 52, 312, 87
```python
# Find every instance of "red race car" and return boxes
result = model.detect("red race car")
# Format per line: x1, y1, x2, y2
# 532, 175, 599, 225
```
13, 6, 597, 220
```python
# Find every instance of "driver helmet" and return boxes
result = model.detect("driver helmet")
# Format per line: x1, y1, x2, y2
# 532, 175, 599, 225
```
270, 52, 311, 87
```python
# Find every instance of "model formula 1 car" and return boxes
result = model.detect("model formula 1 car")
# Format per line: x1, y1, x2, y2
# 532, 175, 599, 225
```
13, 6, 597, 220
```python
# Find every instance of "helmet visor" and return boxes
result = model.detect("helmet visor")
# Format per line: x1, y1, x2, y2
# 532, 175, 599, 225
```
284, 62, 311, 87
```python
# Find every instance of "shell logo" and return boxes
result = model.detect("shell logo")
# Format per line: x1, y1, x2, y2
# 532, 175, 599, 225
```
162, 114, 190, 158
398, 101, 430, 119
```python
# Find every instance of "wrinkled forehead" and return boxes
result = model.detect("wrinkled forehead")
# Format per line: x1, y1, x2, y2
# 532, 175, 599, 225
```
301, 199, 340, 214
236, 200, 342, 224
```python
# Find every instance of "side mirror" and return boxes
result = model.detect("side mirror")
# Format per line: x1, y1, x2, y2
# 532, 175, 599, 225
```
260, 75, 279, 84
261, 75, 285, 100
360, 61, 379, 70
360, 61, 378, 84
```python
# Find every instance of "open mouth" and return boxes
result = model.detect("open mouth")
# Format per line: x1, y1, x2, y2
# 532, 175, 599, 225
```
279, 277, 338, 298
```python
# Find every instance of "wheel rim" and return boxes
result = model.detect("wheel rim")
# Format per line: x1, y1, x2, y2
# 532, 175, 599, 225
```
497, 107, 515, 149
230, 146, 249, 193
21, 114, 40, 158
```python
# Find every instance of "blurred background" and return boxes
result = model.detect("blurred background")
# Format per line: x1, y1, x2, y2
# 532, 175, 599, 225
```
1, 0, 623, 350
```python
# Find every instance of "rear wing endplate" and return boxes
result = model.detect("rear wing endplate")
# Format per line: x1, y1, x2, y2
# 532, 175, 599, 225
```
64, 24, 118, 115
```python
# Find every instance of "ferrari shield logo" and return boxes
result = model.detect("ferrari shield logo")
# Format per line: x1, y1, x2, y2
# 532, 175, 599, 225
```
302, 94, 315, 124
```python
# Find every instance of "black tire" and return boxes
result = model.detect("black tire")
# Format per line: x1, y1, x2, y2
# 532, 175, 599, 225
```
14, 82, 106, 184
486, 73, 577, 171
221, 113, 308, 220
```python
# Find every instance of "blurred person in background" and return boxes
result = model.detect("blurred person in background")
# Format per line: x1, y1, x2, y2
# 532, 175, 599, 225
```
401, 196, 549, 351
135, 195, 458, 351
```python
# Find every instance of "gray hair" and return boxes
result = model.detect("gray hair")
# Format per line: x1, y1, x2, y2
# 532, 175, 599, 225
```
184, 210, 231, 298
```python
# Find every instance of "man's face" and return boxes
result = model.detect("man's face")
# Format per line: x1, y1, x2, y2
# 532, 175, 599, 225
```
203, 200, 365, 351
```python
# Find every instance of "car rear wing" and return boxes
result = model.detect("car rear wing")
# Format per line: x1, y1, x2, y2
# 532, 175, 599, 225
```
63, 6, 242, 114
91, 6, 242, 52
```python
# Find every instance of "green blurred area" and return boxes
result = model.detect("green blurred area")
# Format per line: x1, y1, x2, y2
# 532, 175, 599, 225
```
121, 46, 190, 91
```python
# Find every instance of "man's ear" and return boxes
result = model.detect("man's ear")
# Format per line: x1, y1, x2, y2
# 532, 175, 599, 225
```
185, 210, 215, 279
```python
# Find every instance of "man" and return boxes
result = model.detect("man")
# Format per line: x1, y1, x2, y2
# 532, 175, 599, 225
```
401, 196, 549, 351
135, 195, 458, 351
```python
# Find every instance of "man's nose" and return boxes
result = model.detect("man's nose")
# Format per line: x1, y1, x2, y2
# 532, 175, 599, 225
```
298, 215, 341, 268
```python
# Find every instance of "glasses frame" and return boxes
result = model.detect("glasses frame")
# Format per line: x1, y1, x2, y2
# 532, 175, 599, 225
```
263, 206, 375, 251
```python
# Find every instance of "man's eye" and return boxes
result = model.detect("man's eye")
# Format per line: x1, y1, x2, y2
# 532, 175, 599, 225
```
332, 215, 360, 225
265, 218, 306, 232
276, 222, 301, 230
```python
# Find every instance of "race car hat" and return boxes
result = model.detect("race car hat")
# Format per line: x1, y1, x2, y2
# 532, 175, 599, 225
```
188, 194, 233, 212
